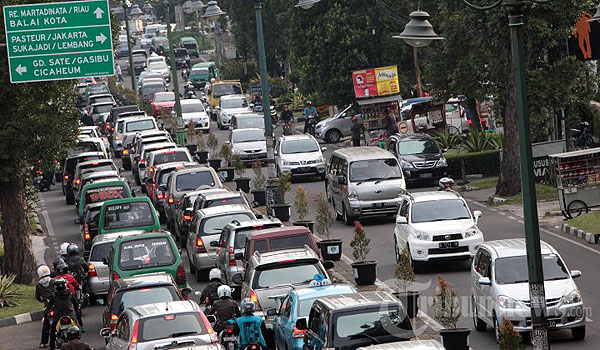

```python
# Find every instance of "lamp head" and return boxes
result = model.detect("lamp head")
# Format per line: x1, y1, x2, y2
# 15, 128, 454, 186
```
393, 10, 444, 48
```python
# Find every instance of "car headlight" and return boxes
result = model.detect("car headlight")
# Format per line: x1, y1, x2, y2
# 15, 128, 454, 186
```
232, 148, 240, 154
400, 159, 413, 169
347, 189, 358, 201
463, 225, 481, 238
498, 295, 523, 309
411, 230, 430, 241
282, 160, 291, 166
563, 290, 582, 304
437, 157, 448, 167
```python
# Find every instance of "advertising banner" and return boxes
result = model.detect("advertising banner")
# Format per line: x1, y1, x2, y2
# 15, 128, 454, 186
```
352, 65, 399, 98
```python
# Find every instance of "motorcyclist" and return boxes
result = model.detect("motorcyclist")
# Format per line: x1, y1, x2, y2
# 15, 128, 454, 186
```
199, 268, 223, 312
303, 101, 318, 134
234, 299, 267, 350
36, 265, 54, 348
54, 262, 83, 330
210, 285, 240, 332
60, 326, 92, 350
51, 258, 65, 278
280, 105, 293, 135
64, 244, 88, 281
439, 177, 455, 191
47, 279, 77, 350
59, 242, 71, 259
184, 83, 195, 99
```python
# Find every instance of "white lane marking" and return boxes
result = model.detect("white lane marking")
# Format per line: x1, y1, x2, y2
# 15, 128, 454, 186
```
507, 216, 517, 220
517, 220, 524, 224
540, 226, 600, 256
498, 211, 506, 216
40, 210, 55, 237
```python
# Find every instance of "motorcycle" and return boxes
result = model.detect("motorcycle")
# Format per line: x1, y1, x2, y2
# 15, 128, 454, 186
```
571, 121, 593, 149
33, 170, 51, 192
306, 115, 317, 136
219, 320, 238, 350
283, 120, 292, 136
270, 106, 277, 124
54, 315, 76, 348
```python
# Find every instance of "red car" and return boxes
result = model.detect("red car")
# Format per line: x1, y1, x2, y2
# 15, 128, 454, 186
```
151, 91, 176, 116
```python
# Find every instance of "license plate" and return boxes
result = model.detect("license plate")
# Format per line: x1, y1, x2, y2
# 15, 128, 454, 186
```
420, 173, 433, 178
548, 320, 557, 328
372, 202, 385, 207
223, 336, 237, 342
439, 241, 459, 249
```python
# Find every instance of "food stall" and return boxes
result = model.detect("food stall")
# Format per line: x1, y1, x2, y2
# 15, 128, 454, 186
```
549, 147, 600, 219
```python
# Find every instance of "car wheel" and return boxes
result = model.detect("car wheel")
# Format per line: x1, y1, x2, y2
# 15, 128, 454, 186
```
493, 313, 501, 343
472, 298, 487, 332
342, 204, 353, 225
325, 129, 342, 143
332, 199, 342, 221
572, 325, 585, 340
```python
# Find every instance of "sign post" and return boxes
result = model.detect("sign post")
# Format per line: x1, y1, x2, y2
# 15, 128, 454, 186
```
3, 0, 114, 83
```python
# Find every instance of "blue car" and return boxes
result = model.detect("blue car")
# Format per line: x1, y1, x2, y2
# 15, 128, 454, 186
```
272, 282, 356, 350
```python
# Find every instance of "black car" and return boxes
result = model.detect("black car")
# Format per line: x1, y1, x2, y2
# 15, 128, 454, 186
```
171, 48, 190, 68
387, 133, 448, 183
62, 151, 105, 205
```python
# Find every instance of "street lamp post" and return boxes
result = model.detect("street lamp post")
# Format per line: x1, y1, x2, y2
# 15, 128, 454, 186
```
203, 1, 226, 65
163, 0, 183, 123
462, 0, 552, 349
122, 0, 138, 92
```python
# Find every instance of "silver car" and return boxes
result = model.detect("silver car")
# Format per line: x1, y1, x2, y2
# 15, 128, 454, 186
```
101, 301, 219, 350
326, 147, 406, 224
471, 239, 585, 341
186, 204, 256, 282
229, 128, 268, 162
315, 104, 355, 143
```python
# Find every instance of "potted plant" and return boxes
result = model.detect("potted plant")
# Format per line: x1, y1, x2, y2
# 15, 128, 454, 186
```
271, 172, 291, 221
292, 185, 314, 231
349, 221, 377, 285
218, 143, 235, 182
195, 130, 209, 163
498, 319, 525, 350
392, 247, 419, 318
185, 121, 198, 154
251, 160, 266, 206
206, 133, 221, 170
232, 154, 250, 193
314, 192, 342, 261
434, 275, 470, 350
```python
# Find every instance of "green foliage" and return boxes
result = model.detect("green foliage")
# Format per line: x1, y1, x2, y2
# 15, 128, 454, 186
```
252, 160, 266, 190
232, 154, 245, 178
498, 319, 525, 350
445, 150, 502, 178
461, 132, 495, 152
0, 274, 19, 308
294, 185, 309, 221
350, 221, 370, 262
433, 275, 461, 329
314, 193, 333, 240
434, 131, 460, 149
394, 247, 415, 293
196, 131, 205, 150
220, 143, 232, 165
276, 172, 292, 203
207, 133, 219, 158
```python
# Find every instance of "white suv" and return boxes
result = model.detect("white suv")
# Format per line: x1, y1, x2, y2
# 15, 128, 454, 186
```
471, 239, 585, 341
393, 191, 483, 270
275, 134, 327, 180
217, 94, 251, 130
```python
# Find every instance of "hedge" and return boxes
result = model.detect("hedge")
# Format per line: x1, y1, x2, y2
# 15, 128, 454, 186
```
445, 150, 502, 178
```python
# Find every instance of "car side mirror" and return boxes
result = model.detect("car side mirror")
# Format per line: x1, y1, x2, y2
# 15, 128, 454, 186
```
570, 270, 582, 279
337, 175, 346, 185
181, 287, 192, 297
295, 318, 307, 331
232, 273, 243, 284
396, 216, 407, 225
266, 308, 278, 317
323, 261, 334, 270
100, 327, 112, 338
102, 257, 109, 265
321, 147, 327, 152
206, 315, 216, 324
473, 210, 482, 224
74, 218, 81, 225
209, 241, 219, 247
234, 252, 244, 260
478, 277, 492, 286
225, 140, 230, 145
120, 167, 125, 172
256, 214, 264, 219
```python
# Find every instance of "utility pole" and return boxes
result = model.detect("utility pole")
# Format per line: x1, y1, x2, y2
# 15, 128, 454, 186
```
164, 0, 183, 124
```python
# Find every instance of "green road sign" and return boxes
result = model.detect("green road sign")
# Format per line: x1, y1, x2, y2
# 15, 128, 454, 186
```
3, 0, 114, 83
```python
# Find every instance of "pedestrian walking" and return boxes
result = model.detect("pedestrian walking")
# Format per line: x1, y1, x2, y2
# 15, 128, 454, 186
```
382, 109, 398, 137
115, 64, 123, 82
351, 116, 364, 147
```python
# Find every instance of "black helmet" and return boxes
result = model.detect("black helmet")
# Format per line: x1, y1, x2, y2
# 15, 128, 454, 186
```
67, 244, 79, 256
240, 298, 255, 315
56, 261, 69, 274
54, 278, 68, 292
53, 258, 65, 271
67, 326, 81, 341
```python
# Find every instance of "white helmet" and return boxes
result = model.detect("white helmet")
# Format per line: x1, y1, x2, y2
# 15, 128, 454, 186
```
59, 242, 71, 256
209, 268, 221, 282
37, 265, 51, 278
217, 285, 232, 299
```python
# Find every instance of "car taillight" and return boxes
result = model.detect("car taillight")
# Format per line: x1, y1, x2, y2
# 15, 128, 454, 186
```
250, 289, 261, 310
140, 159, 145, 165
229, 246, 236, 266
74, 178, 80, 186
196, 236, 206, 253
106, 123, 112, 130
148, 167, 154, 173
293, 327, 306, 338
88, 264, 97, 277
84, 223, 90, 239
122, 149, 129, 155
111, 271, 120, 281
175, 263, 186, 285
157, 192, 164, 199
49, 310, 54, 317
61, 317, 70, 324
168, 197, 174, 204
115, 135, 119, 140
199, 312, 219, 343
183, 213, 192, 221
63, 175, 69, 181
129, 320, 139, 349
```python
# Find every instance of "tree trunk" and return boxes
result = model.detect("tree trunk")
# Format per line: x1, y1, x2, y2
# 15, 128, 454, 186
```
496, 57, 522, 197
0, 171, 37, 285
466, 97, 482, 132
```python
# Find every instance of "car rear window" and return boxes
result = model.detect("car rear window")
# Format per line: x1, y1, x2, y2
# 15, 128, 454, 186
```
139, 312, 206, 342
111, 286, 180, 315
334, 308, 412, 340
103, 201, 156, 230
269, 234, 311, 251
154, 151, 191, 166
72, 142, 101, 154
253, 262, 322, 289
84, 185, 129, 206
118, 236, 176, 270
90, 242, 112, 262
126, 120, 156, 133
200, 213, 254, 236
204, 196, 244, 208
233, 225, 281, 249
66, 156, 103, 174
176, 171, 216, 191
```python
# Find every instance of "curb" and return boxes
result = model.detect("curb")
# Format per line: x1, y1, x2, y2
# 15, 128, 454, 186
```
560, 222, 599, 244
0, 309, 45, 328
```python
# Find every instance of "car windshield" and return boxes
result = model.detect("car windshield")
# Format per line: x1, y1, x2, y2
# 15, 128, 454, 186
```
148, 62, 168, 70
93, 104, 113, 114
270, 235, 311, 251
232, 130, 265, 143
90, 242, 112, 262
133, 55, 146, 63
398, 140, 440, 155
175, 49, 187, 57
237, 117, 264, 129
335, 308, 412, 340
139, 312, 206, 342
126, 120, 155, 132
175, 171, 216, 191
153, 151, 191, 165
114, 286, 179, 314
200, 213, 254, 236
204, 196, 245, 209
349, 159, 402, 182
87, 84, 109, 95
142, 34, 153, 39
154, 93, 175, 102
191, 67, 209, 76
181, 102, 205, 113
222, 97, 247, 109
148, 57, 164, 64
80, 163, 116, 174
253, 262, 322, 289
411, 199, 471, 223
103, 201, 156, 229
72, 141, 101, 153
282, 139, 319, 154
143, 85, 164, 97
90, 96, 112, 104
213, 84, 242, 98
495, 254, 570, 284
84, 185, 129, 206
182, 42, 197, 49
118, 236, 175, 270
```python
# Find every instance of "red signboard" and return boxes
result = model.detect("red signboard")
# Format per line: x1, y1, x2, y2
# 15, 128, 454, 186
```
352, 69, 378, 98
